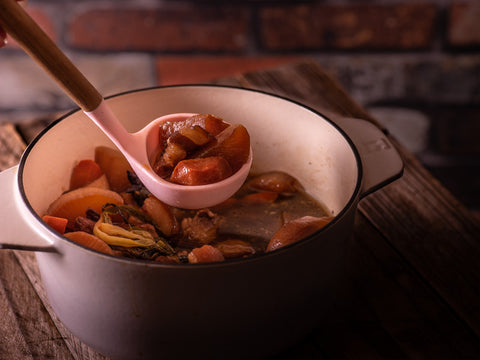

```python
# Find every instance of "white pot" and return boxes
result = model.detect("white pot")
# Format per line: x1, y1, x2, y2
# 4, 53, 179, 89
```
0, 85, 403, 359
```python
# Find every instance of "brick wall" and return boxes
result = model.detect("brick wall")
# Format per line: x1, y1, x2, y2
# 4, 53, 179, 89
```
0, 0, 479, 213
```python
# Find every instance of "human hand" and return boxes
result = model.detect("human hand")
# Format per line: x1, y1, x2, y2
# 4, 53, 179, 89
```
0, 0, 25, 48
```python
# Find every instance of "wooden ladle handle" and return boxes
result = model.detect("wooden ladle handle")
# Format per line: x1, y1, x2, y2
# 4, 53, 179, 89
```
0, 0, 103, 111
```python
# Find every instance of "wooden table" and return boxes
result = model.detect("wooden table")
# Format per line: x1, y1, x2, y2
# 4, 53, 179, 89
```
1, 60, 480, 359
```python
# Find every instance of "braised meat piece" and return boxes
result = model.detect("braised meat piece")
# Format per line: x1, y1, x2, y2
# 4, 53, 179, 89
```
180, 209, 220, 247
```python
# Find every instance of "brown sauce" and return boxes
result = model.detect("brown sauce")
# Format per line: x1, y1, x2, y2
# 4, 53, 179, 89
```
44, 146, 333, 264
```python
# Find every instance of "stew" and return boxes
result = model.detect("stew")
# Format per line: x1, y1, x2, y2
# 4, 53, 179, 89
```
43, 118, 332, 263
151, 114, 250, 185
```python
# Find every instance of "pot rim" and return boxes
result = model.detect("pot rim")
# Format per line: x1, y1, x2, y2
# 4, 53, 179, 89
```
17, 84, 363, 268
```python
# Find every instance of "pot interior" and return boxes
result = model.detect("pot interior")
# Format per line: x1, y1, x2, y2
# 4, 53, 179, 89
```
21, 86, 359, 219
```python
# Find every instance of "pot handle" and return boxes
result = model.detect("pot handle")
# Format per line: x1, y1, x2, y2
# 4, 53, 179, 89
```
332, 117, 404, 198
0, 166, 56, 252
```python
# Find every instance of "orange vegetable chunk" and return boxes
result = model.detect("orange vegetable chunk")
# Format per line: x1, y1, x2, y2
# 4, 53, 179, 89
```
247, 171, 304, 195
142, 195, 178, 236
95, 146, 133, 192
64, 231, 114, 255
188, 245, 225, 263
69, 159, 103, 190
170, 156, 233, 185
47, 187, 123, 224
42, 215, 68, 234
266, 216, 333, 252
202, 114, 230, 135
197, 124, 250, 173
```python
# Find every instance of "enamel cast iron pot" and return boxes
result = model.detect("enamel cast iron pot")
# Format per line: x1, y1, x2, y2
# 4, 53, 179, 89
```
0, 85, 403, 360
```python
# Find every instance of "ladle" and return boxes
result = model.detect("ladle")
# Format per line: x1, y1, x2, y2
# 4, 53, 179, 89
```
0, 0, 252, 209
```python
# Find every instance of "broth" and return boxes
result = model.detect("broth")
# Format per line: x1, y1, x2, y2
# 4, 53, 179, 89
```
213, 177, 329, 248
44, 147, 332, 264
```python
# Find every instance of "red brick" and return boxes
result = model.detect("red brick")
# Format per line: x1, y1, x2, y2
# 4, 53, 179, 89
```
260, 4, 437, 50
7, 7, 56, 49
155, 56, 303, 85
448, 2, 480, 47
68, 7, 249, 52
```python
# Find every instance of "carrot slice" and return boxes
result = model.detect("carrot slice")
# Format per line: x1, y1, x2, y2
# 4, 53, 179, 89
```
47, 187, 124, 224
64, 231, 114, 255
188, 245, 225, 263
42, 215, 68, 234
70, 159, 103, 190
